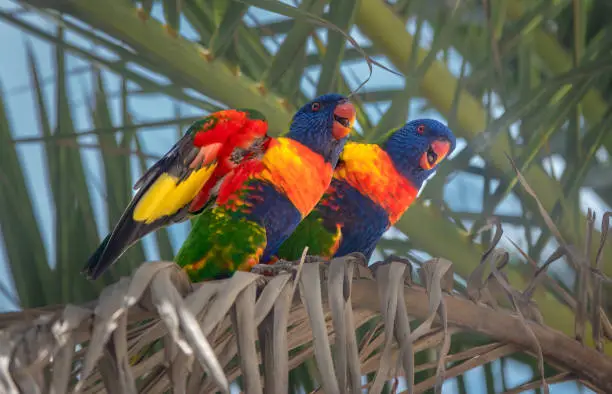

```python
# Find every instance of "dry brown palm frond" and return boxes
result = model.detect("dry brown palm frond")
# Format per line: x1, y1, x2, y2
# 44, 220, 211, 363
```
1, 246, 611, 394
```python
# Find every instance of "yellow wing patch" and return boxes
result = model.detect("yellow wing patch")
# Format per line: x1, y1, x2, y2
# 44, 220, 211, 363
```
133, 164, 217, 224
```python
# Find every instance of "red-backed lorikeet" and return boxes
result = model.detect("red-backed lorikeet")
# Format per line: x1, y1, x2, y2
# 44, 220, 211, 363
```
272, 119, 456, 262
83, 94, 356, 281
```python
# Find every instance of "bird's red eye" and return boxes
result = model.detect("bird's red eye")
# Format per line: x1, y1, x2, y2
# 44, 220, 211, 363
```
311, 102, 321, 111
417, 124, 425, 134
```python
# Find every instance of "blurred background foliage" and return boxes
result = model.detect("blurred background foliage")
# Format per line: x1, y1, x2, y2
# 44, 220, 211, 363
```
1, 0, 611, 392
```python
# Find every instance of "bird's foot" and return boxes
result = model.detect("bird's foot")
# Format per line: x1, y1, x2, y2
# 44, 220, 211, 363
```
301, 255, 330, 265
250, 260, 297, 276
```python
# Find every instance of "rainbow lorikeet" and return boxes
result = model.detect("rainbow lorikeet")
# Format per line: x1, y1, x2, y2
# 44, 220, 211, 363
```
272, 119, 456, 262
83, 94, 356, 281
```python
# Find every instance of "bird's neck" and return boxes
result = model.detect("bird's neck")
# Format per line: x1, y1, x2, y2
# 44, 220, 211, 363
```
286, 130, 345, 166
379, 140, 430, 189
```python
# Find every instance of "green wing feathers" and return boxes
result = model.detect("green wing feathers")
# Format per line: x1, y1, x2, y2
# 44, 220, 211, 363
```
273, 212, 341, 261
175, 207, 267, 282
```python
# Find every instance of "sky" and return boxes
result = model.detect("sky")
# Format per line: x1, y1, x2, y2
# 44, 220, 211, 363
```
0, 0, 604, 392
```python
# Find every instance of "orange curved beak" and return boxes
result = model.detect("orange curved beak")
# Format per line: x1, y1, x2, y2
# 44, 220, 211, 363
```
419, 139, 451, 170
332, 101, 356, 140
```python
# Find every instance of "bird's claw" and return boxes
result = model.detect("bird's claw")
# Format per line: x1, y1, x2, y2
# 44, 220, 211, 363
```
301, 255, 329, 265
251, 260, 297, 276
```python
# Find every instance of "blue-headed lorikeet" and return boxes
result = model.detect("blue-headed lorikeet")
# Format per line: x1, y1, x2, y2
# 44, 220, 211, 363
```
83, 94, 356, 281
272, 119, 456, 262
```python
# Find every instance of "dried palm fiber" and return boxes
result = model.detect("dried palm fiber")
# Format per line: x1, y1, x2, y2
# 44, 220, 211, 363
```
0, 248, 611, 394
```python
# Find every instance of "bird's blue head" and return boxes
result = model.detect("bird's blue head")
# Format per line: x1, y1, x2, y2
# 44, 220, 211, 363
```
286, 93, 356, 166
382, 119, 456, 188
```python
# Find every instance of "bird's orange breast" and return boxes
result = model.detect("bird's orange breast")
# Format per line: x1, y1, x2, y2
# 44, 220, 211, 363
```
333, 142, 418, 224
257, 138, 334, 217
